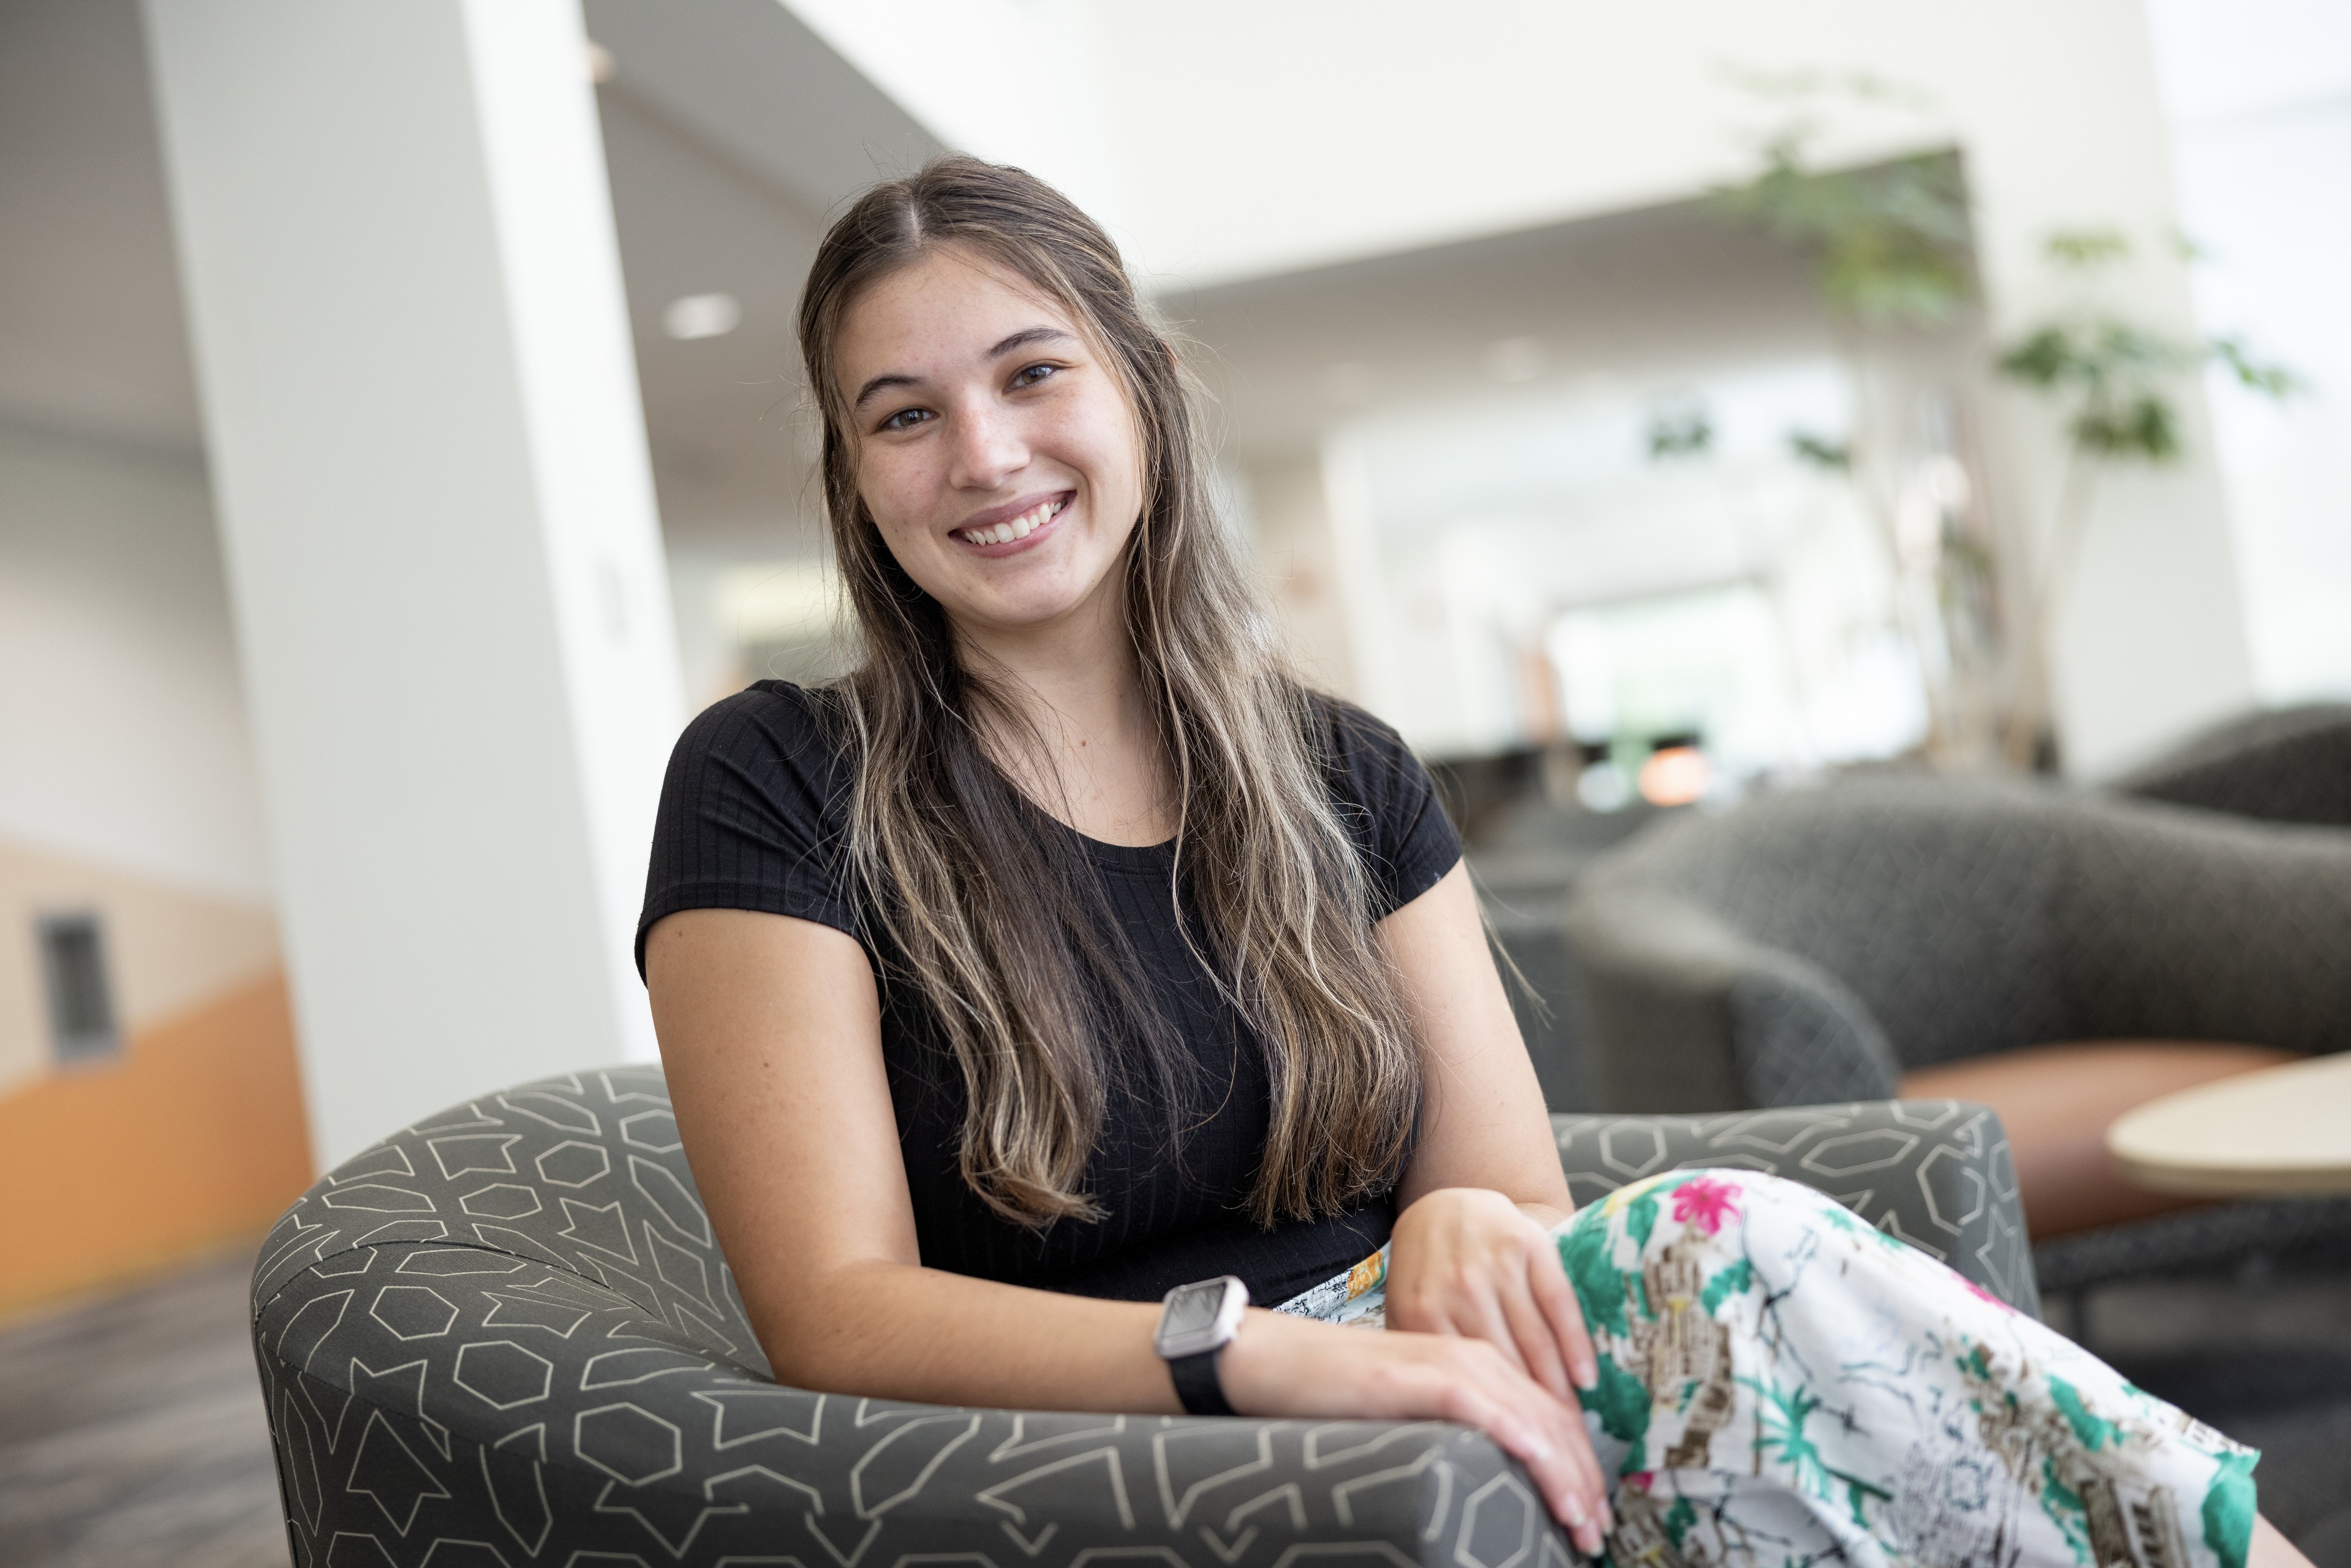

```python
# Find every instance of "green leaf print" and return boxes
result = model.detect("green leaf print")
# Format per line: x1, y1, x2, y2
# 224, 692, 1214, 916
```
1740, 1376, 1830, 1496
1840, 1474, 1894, 1529
1699, 1259, 1753, 1316
1738, 1375, 1891, 1526
2203, 1450, 2259, 1568
1587, 1352, 1653, 1473
1625, 1185, 1662, 1254
2036, 1453, 2093, 1565
1560, 1220, 1629, 1339
1662, 1496, 1696, 1549
2048, 1376, 2121, 1452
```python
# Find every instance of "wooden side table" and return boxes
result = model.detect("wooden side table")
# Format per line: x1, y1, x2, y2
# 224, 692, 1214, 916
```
2107, 1051, 2351, 1197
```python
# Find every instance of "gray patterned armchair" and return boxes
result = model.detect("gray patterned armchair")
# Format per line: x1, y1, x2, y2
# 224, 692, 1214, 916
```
249, 1066, 2033, 1567
1563, 776, 2351, 1291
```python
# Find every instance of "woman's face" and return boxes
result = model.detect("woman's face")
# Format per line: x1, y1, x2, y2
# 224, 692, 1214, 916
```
834, 247, 1146, 643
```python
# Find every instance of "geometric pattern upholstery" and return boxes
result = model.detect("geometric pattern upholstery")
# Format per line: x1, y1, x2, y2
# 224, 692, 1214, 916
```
1562, 775, 2351, 1286
250, 1067, 2037, 1566
1549, 1099, 2038, 1317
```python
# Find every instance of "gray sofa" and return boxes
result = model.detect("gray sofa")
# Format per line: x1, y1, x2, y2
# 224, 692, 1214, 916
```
2110, 702, 2351, 828
1563, 776, 2351, 1290
249, 1065, 2031, 1566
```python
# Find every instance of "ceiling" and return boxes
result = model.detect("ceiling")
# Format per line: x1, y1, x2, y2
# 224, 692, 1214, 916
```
0, 0, 1842, 559
1170, 196, 1832, 465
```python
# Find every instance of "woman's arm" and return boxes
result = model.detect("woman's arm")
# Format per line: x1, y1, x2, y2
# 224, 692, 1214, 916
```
647, 907, 1171, 1410
1381, 861, 1600, 1400
648, 904, 1611, 1550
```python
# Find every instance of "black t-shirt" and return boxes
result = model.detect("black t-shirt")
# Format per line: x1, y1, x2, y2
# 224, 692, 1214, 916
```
636, 681, 1461, 1306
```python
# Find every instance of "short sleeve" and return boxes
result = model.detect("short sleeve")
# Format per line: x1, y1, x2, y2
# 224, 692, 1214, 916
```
1310, 695, 1463, 918
635, 683, 861, 977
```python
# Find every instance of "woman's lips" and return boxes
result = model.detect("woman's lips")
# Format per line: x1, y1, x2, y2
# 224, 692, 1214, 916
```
954, 492, 1071, 554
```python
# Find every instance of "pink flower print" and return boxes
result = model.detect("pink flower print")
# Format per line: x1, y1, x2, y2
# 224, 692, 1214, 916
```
1958, 1276, 2017, 1315
1671, 1176, 1742, 1237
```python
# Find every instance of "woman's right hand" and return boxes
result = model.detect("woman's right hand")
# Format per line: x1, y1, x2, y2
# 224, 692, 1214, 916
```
1216, 1309, 1612, 1555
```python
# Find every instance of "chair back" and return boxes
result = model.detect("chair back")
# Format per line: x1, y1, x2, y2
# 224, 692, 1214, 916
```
251, 1064, 768, 1376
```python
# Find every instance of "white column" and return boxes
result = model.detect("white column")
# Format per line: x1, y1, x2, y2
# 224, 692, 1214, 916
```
143, 0, 682, 1167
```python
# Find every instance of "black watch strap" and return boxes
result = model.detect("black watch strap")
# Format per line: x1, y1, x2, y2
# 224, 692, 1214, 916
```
1167, 1348, 1234, 1416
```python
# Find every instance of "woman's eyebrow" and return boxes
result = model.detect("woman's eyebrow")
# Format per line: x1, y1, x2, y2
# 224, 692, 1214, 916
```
850, 328, 1074, 412
987, 325, 1073, 358
852, 371, 919, 412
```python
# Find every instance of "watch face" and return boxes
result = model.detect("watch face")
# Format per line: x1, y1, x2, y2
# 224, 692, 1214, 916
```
1157, 1275, 1247, 1360
1163, 1283, 1223, 1335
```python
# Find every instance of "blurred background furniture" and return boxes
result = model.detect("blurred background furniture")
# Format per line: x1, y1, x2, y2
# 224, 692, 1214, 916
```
1561, 775, 2351, 1293
2109, 1052, 2351, 1198
249, 1068, 2030, 1566
1461, 788, 1669, 1112
2110, 702, 2351, 828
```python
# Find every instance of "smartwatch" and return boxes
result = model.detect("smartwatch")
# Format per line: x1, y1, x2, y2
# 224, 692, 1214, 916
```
1154, 1275, 1249, 1416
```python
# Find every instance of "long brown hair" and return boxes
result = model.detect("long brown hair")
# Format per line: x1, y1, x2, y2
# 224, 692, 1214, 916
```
797, 156, 1421, 1228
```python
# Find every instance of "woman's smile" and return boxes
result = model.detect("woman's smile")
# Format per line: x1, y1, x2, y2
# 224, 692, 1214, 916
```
952, 490, 1073, 554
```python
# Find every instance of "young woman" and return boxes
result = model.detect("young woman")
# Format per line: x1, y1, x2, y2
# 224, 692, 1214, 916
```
640, 157, 2303, 1568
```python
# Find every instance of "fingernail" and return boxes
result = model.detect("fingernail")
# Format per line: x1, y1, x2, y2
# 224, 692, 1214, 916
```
1560, 1493, 1586, 1526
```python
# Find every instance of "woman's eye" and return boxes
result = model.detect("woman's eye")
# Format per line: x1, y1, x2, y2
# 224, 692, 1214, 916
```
878, 407, 932, 432
1011, 362, 1059, 389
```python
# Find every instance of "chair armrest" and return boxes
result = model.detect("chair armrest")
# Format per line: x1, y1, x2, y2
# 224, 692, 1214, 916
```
1551, 1099, 2040, 1317
253, 1242, 1559, 1567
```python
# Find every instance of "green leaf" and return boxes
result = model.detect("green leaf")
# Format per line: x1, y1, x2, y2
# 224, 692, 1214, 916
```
1560, 1217, 1629, 1339
1699, 1258, 1753, 1316
2045, 228, 2130, 269
1587, 1352, 1653, 1466
2047, 1376, 2121, 1452
1787, 429, 1852, 470
2203, 1450, 2260, 1568
1713, 144, 1977, 326
2211, 336, 2301, 398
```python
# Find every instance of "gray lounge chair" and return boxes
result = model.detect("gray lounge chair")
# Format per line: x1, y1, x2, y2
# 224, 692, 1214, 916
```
249, 1065, 2032, 1566
1563, 775, 2351, 1292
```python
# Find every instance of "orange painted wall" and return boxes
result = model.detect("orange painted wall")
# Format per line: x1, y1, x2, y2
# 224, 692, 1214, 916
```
0, 967, 312, 1316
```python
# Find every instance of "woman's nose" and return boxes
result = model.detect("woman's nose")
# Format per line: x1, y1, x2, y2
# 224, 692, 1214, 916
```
945, 402, 1028, 491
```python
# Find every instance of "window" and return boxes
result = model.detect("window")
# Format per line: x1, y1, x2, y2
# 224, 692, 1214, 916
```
37, 913, 121, 1065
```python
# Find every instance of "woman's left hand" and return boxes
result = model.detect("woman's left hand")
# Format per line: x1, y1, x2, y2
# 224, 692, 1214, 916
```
1386, 1187, 1598, 1401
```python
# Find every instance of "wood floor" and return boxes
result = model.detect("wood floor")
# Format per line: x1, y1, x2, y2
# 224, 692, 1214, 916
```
2, 1246, 2347, 1567
0, 1249, 284, 1568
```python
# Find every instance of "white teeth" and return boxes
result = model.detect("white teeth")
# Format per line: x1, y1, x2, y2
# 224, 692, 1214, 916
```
964, 499, 1064, 546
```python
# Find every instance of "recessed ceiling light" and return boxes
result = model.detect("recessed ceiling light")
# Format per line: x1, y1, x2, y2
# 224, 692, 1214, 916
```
1483, 337, 1546, 383
663, 293, 741, 341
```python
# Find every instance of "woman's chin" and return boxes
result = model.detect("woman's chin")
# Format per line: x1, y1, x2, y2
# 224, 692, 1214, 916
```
942, 576, 1116, 641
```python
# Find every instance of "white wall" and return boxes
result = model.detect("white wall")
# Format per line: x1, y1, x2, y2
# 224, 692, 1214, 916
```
2146, 0, 2351, 706
0, 420, 270, 905
842, 0, 2255, 775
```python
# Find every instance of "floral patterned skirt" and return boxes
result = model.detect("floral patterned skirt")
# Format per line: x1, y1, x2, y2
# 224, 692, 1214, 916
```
1275, 1169, 2259, 1568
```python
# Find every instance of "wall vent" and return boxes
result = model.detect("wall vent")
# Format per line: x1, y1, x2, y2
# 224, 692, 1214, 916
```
37, 913, 121, 1065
